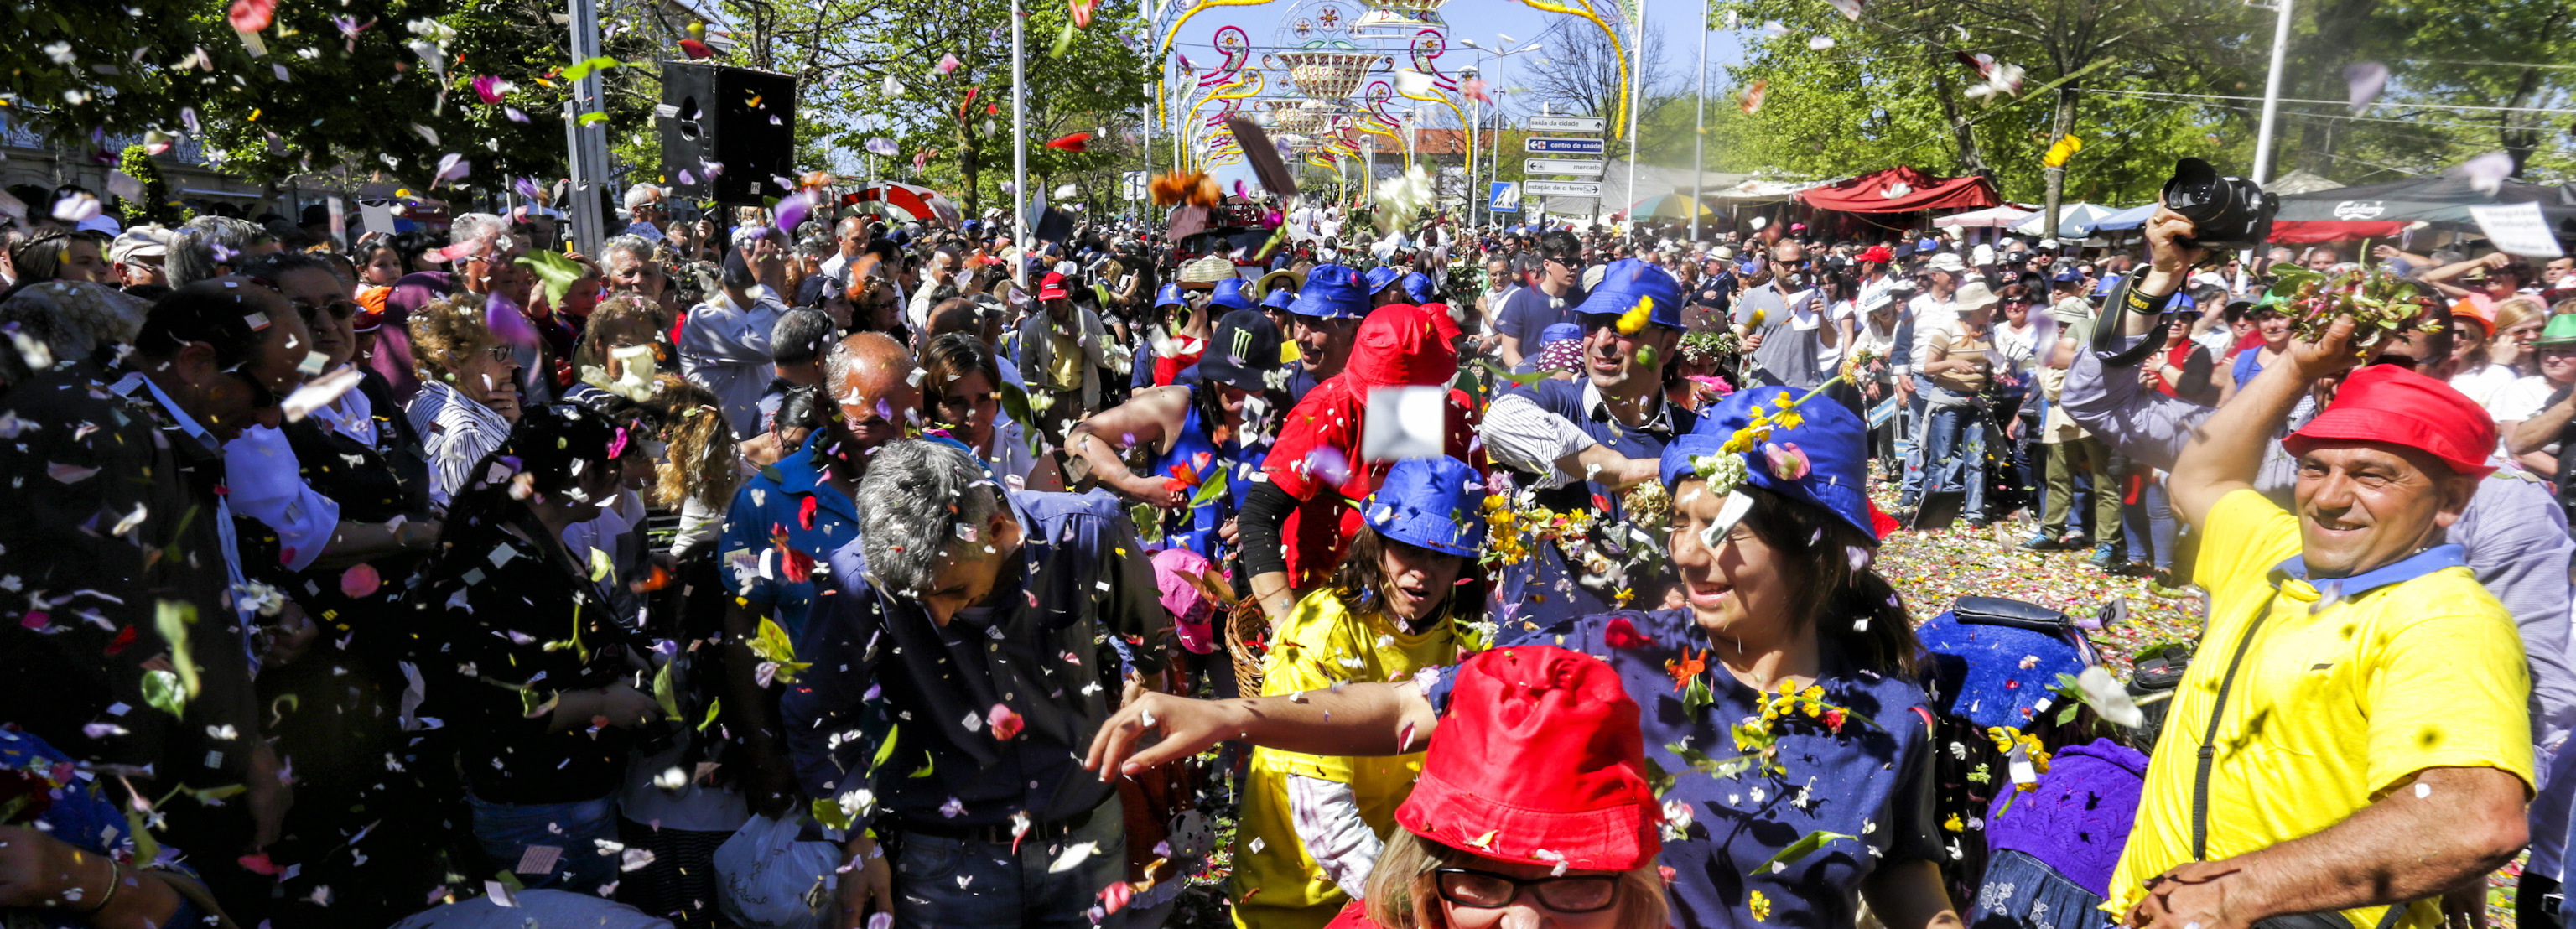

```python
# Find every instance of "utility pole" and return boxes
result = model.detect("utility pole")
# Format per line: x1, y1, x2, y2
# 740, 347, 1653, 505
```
1624, 0, 1644, 232
1012, 0, 1031, 251
562, 0, 610, 255
2249, 0, 2293, 184
1690, 0, 1707, 242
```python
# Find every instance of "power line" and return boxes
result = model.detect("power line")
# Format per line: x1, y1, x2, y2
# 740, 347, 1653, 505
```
2075, 86, 2576, 116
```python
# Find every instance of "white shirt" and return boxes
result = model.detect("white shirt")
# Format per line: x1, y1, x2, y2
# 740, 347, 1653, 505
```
1479, 381, 1673, 490
2452, 362, 2522, 410
221, 424, 341, 573
408, 380, 512, 510
680, 288, 788, 440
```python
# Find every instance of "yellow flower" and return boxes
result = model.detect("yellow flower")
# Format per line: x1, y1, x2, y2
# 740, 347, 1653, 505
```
1749, 890, 1772, 921
1943, 812, 1964, 833
1773, 394, 1794, 411
1617, 297, 1654, 335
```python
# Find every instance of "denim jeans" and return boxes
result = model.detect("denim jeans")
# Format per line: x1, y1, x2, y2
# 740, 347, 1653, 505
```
891, 796, 1126, 929
1899, 376, 1933, 505
467, 793, 622, 895
2122, 477, 2176, 572
1923, 398, 1987, 518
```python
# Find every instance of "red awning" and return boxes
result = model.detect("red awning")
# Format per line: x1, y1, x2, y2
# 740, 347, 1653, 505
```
2267, 220, 2410, 244
1796, 166, 2000, 214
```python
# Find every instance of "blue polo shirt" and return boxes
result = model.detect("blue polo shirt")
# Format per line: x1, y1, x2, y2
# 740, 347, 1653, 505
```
717, 429, 861, 640
1435, 609, 1945, 927
1493, 378, 1695, 627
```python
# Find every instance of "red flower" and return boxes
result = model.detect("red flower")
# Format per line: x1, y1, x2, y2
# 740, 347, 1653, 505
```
798, 495, 819, 530
677, 39, 715, 60
988, 703, 1026, 741
1602, 617, 1651, 650
228, 0, 275, 33
1823, 708, 1846, 734
1046, 132, 1093, 153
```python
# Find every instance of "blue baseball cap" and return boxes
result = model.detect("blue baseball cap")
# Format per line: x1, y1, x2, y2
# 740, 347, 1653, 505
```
1401, 272, 1435, 304
2092, 273, 2124, 297
1288, 264, 1370, 320
1365, 456, 1487, 558
1154, 282, 1188, 309
1363, 265, 1409, 298
1572, 258, 1683, 330
1210, 277, 1254, 311
1659, 384, 1877, 542
2051, 267, 2083, 284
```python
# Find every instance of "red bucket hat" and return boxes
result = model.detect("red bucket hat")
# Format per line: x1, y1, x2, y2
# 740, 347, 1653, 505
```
1347, 304, 1459, 389
1394, 646, 1661, 873
2283, 363, 2497, 478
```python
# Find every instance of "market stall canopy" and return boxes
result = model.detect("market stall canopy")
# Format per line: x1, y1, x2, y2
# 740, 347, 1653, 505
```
2090, 202, 2161, 232
1633, 193, 1716, 220
1933, 205, 2035, 229
2270, 168, 2576, 242
2010, 202, 2118, 239
1795, 166, 1999, 213
2264, 170, 2344, 195
1705, 176, 1835, 204
848, 180, 963, 228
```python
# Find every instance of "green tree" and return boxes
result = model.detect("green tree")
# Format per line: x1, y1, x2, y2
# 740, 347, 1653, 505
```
3, 0, 214, 146
117, 145, 192, 227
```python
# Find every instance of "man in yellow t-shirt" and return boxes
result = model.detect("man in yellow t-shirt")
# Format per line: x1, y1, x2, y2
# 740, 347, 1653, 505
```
2111, 209, 2535, 929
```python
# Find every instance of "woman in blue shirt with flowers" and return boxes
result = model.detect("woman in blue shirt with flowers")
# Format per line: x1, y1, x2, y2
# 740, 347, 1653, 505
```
1089, 382, 1964, 929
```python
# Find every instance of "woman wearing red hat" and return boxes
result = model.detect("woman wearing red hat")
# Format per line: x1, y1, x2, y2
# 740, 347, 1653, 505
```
1335, 645, 1669, 929
1093, 384, 1962, 929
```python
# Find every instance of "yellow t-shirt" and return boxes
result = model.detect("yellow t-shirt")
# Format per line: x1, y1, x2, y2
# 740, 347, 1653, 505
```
2105, 490, 2535, 929
1231, 590, 1466, 929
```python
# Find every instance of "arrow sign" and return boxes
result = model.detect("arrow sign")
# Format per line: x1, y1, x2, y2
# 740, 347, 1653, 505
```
1524, 158, 1606, 176
1524, 137, 1607, 154
1524, 180, 1602, 197
1526, 115, 1607, 132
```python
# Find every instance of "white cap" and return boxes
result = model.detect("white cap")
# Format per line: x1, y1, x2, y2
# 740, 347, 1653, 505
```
2035, 238, 2062, 251
1925, 252, 1967, 273
1971, 244, 1996, 266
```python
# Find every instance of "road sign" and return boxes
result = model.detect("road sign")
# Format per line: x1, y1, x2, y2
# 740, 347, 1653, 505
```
1524, 137, 1607, 154
1524, 158, 1606, 176
1488, 181, 1521, 213
1121, 171, 1147, 200
1526, 115, 1607, 133
1524, 180, 1602, 197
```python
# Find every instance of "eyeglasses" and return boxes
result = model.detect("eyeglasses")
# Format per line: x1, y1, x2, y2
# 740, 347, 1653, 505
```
483, 343, 517, 364
292, 297, 361, 320
1433, 868, 1618, 913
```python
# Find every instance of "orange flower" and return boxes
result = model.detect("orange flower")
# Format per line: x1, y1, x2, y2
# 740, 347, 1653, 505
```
1664, 647, 1707, 692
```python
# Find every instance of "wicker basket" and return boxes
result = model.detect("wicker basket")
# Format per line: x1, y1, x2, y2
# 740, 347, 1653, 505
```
1225, 597, 1271, 696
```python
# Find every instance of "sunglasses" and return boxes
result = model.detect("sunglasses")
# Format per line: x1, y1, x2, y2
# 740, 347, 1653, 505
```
1434, 868, 1618, 913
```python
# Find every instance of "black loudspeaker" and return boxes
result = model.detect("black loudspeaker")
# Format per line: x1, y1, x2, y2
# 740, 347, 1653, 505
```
658, 62, 798, 205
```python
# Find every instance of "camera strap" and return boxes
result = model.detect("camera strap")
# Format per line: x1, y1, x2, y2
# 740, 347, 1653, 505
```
2088, 278, 2179, 368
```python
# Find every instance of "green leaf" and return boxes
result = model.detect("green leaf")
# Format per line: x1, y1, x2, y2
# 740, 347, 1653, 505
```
153, 600, 200, 703
652, 661, 683, 722
140, 669, 187, 719
1641, 756, 1676, 797
995, 381, 1045, 457
578, 112, 610, 127
1966, 763, 1992, 785
1047, 18, 1077, 58
1747, 830, 1856, 876
749, 616, 811, 682
869, 724, 900, 773
1476, 358, 1550, 387
2264, 267, 2324, 301
1129, 502, 1164, 542
515, 248, 588, 314
1187, 466, 1230, 508
561, 56, 631, 80
1682, 676, 1715, 721
699, 698, 723, 732
811, 797, 853, 831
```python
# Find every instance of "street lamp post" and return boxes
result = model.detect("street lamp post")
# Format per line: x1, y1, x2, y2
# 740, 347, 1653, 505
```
1458, 37, 1545, 231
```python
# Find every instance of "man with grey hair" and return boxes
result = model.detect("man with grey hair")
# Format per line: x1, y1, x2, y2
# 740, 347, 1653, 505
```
599, 233, 674, 314
164, 215, 280, 286
683, 228, 791, 439
782, 438, 1168, 926
621, 183, 668, 241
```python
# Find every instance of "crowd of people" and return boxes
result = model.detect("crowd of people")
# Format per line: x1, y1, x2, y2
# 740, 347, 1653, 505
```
0, 174, 2569, 929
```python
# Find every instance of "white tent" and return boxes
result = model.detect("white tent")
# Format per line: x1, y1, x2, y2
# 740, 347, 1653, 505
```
2010, 202, 2119, 240
1934, 205, 2035, 229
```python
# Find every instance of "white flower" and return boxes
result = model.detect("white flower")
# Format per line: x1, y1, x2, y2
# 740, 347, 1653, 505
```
44, 42, 75, 65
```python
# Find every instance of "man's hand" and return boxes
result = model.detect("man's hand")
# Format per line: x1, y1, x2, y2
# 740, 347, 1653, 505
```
2282, 312, 2372, 384
2127, 861, 2257, 929
833, 832, 894, 929
2141, 208, 2210, 293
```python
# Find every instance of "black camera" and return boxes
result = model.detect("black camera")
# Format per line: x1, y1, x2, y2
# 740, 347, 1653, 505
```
2158, 158, 2277, 252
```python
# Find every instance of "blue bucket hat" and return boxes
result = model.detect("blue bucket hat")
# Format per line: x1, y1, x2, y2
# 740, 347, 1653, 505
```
1154, 282, 1188, 309
1289, 263, 1371, 320
1365, 455, 1487, 557
1401, 272, 1436, 304
1657, 384, 1877, 542
1261, 287, 1296, 311
1210, 277, 1254, 311
1363, 265, 1409, 298
1572, 258, 1683, 330
1914, 599, 2098, 731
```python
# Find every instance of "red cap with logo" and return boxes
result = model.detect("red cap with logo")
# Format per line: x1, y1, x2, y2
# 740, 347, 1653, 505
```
1394, 646, 1661, 872
1857, 245, 1894, 265
1038, 272, 1071, 301
2283, 363, 2498, 477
